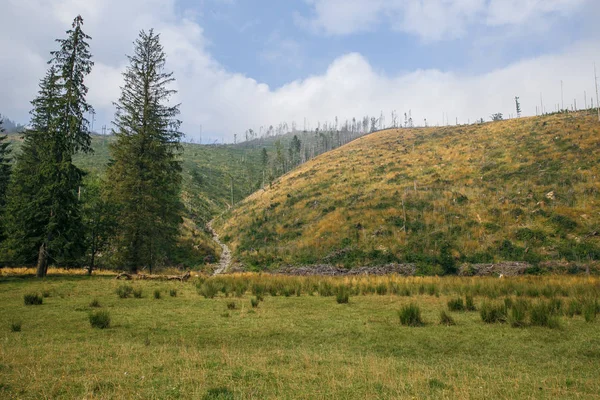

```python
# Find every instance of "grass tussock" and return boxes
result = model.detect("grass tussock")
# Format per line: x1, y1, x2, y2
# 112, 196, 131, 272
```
399, 303, 424, 326
116, 284, 133, 299
439, 310, 456, 326
89, 310, 111, 329
24, 293, 43, 305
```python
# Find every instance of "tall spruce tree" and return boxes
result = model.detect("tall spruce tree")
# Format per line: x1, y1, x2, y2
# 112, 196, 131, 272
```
2, 16, 93, 277
106, 29, 183, 273
0, 119, 11, 243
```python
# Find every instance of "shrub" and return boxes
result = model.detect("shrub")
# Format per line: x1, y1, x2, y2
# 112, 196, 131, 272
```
133, 288, 143, 298
10, 321, 22, 332
89, 310, 111, 329
227, 301, 237, 310
447, 297, 465, 311
116, 284, 133, 299
169, 289, 177, 297
480, 302, 506, 323
336, 286, 350, 304
24, 293, 43, 305
250, 297, 259, 308
398, 303, 424, 326
439, 310, 455, 326
154, 289, 161, 299
89, 299, 101, 308
465, 294, 476, 311
530, 302, 560, 328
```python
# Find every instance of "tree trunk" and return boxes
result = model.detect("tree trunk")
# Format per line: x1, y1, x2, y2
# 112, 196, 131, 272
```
36, 242, 48, 278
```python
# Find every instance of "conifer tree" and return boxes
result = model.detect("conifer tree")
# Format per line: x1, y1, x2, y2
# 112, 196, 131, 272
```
0, 119, 11, 243
106, 29, 183, 273
2, 16, 93, 277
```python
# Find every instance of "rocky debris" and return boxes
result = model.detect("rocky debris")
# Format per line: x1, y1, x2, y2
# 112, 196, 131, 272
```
207, 220, 231, 275
458, 262, 531, 276
274, 263, 417, 276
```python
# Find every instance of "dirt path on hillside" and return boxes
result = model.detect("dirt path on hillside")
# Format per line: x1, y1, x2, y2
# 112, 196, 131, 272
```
207, 220, 231, 275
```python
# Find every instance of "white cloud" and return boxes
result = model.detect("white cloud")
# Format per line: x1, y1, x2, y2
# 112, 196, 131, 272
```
299, 0, 588, 41
0, 0, 598, 144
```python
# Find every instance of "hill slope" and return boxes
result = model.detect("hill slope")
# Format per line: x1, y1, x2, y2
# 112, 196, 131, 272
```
215, 112, 600, 272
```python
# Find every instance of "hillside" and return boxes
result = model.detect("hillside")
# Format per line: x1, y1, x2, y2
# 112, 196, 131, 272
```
214, 111, 600, 272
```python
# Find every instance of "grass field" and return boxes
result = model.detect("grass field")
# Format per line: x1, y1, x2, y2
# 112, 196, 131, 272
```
1, 274, 599, 399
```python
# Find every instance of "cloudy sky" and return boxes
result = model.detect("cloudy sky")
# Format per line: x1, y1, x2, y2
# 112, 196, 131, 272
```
1, 0, 599, 143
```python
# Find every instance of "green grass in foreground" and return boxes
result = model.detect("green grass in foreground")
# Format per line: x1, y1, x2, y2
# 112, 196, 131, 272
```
0, 275, 599, 399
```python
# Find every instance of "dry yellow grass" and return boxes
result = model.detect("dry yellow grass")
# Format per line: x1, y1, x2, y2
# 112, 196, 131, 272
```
216, 111, 600, 270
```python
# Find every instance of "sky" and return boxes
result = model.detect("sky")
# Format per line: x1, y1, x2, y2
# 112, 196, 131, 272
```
1, 0, 599, 143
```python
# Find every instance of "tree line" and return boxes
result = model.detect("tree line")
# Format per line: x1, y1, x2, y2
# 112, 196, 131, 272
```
0, 16, 183, 277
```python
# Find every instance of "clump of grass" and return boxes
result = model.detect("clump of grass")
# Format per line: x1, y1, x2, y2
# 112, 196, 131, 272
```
89, 310, 111, 329
250, 297, 259, 308
116, 284, 133, 299
153, 289, 161, 299
24, 293, 43, 305
198, 280, 219, 299
566, 299, 582, 317
227, 301, 237, 310
439, 310, 456, 326
336, 285, 350, 304
89, 298, 101, 308
10, 321, 22, 332
169, 289, 177, 297
398, 303, 424, 326
465, 294, 476, 311
42, 290, 51, 298
530, 302, 560, 329
583, 299, 598, 322
447, 297, 465, 311
133, 288, 143, 298
508, 298, 529, 327
480, 302, 506, 324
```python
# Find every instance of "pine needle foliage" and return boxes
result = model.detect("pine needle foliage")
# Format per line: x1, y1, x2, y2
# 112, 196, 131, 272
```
106, 29, 183, 273
2, 16, 93, 276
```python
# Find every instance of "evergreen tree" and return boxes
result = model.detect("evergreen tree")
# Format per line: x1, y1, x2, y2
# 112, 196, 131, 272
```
2, 16, 93, 277
106, 29, 183, 274
0, 119, 11, 243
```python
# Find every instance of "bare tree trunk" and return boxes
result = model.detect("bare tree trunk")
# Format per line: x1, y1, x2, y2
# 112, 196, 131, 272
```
36, 242, 48, 278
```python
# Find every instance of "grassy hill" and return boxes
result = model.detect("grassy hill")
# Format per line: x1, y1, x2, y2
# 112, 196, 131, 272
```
214, 111, 600, 272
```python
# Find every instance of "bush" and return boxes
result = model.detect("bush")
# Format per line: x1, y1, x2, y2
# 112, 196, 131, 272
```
89, 310, 111, 329
227, 301, 237, 310
480, 302, 506, 323
10, 321, 22, 332
439, 310, 455, 326
250, 297, 259, 308
116, 284, 133, 299
336, 286, 350, 304
24, 293, 43, 305
89, 299, 101, 308
530, 302, 560, 328
153, 289, 161, 299
465, 294, 476, 311
398, 303, 424, 326
447, 297, 465, 311
133, 288, 143, 298
169, 289, 177, 297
